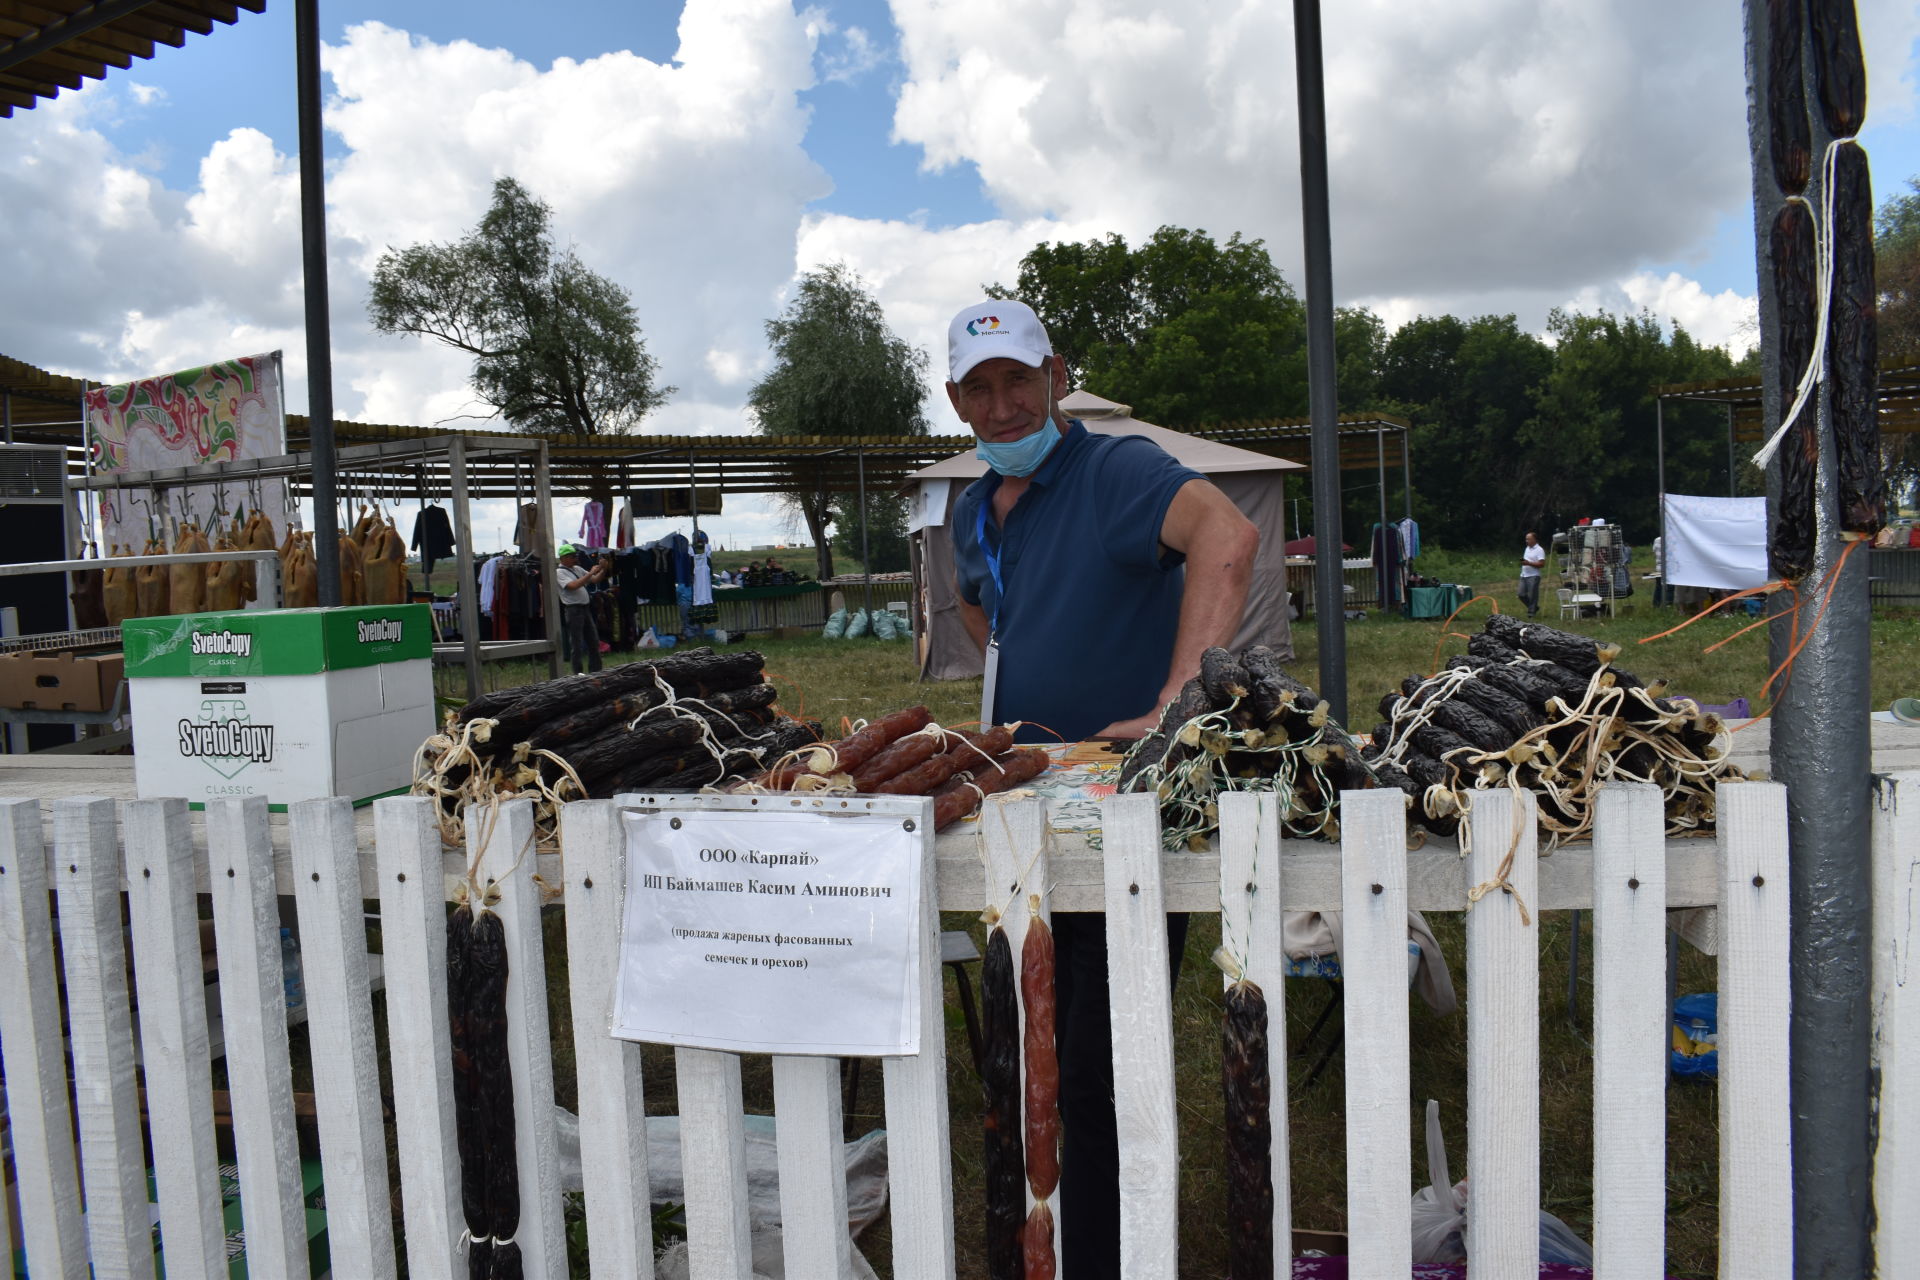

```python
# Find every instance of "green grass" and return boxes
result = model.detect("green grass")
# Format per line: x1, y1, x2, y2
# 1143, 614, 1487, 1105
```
497, 595, 1916, 1277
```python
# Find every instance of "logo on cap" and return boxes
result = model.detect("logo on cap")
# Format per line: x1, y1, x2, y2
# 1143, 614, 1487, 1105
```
965, 316, 1002, 336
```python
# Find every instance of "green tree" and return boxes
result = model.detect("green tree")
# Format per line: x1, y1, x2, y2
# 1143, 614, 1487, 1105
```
1378, 313, 1554, 548
749, 263, 929, 581
831, 491, 912, 574
368, 177, 671, 435
988, 226, 1309, 423
1520, 309, 1739, 542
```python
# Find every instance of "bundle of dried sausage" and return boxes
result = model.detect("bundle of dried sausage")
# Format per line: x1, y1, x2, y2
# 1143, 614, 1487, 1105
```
803, 706, 932, 776
1770, 198, 1819, 580
875, 726, 1015, 797
932, 747, 1050, 830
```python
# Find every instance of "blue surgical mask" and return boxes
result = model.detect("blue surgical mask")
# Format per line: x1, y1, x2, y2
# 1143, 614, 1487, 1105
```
975, 420, 1061, 477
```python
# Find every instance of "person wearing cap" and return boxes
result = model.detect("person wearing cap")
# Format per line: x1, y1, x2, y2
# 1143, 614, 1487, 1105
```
947, 298, 1258, 1278
556, 543, 611, 674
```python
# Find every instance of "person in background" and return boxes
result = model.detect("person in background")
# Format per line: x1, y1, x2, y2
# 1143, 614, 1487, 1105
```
555, 543, 610, 674
1519, 530, 1547, 617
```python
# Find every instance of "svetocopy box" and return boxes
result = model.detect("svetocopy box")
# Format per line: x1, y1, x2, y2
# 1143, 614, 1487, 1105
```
123, 604, 435, 809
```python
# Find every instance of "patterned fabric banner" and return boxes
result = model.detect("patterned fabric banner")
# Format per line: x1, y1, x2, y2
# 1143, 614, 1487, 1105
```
84, 351, 289, 553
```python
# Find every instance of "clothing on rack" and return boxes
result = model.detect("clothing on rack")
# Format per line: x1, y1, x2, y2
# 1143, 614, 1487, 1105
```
512, 504, 541, 554
478, 554, 505, 615
616, 502, 634, 549
1397, 517, 1420, 561
411, 505, 456, 576
1371, 522, 1404, 610
692, 550, 714, 606
579, 500, 608, 549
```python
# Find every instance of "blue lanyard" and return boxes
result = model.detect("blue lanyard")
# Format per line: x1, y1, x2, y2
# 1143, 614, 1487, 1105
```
975, 500, 1005, 632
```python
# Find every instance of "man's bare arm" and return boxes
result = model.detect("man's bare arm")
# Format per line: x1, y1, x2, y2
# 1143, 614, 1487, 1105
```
957, 592, 990, 656
1096, 477, 1259, 738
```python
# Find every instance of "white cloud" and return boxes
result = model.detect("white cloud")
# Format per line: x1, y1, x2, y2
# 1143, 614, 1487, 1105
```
127, 83, 165, 108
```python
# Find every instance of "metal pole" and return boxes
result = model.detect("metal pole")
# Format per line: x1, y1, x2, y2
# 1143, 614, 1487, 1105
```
1744, 5, 1874, 1273
2, 390, 11, 444
448, 437, 483, 700
1727, 402, 1738, 497
534, 441, 561, 680
1294, 0, 1346, 722
1656, 398, 1667, 592
1375, 424, 1389, 605
1400, 426, 1412, 523
858, 445, 872, 614
688, 450, 699, 542
296, 0, 340, 606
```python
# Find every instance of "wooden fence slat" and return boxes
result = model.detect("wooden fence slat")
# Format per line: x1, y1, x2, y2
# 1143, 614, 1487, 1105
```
0, 798, 87, 1278
980, 795, 1062, 1276
290, 797, 399, 1280
1217, 790, 1291, 1265
206, 797, 310, 1280
474, 797, 566, 1277
1464, 788, 1540, 1279
772, 1055, 853, 1276
1717, 780, 1792, 1280
1340, 787, 1413, 1280
1873, 771, 1920, 1275
878, 794, 955, 1280
375, 797, 463, 1280
676, 1045, 755, 1278
124, 798, 227, 1279
54, 796, 157, 1280
563, 800, 654, 1279
1105, 791, 1181, 1277
1591, 783, 1669, 1279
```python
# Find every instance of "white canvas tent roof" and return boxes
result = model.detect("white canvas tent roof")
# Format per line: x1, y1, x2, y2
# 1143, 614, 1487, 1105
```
908, 390, 1305, 685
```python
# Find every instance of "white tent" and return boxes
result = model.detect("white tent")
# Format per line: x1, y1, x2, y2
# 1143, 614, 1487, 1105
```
908, 390, 1305, 681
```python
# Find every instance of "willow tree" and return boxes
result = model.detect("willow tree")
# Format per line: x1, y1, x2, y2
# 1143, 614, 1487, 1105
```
368, 177, 672, 435
749, 263, 928, 580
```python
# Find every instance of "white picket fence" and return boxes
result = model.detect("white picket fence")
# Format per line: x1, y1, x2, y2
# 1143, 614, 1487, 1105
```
0, 776, 1916, 1279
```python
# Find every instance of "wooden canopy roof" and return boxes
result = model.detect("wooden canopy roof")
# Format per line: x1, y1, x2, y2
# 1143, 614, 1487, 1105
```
1654, 359, 1920, 443
0, 0, 268, 118
2, 349, 1416, 500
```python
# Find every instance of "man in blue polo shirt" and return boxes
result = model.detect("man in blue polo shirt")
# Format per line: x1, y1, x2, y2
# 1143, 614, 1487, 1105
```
949, 299, 1258, 1277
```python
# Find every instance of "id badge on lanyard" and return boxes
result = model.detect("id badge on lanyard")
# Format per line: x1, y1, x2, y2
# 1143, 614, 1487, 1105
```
977, 502, 1006, 728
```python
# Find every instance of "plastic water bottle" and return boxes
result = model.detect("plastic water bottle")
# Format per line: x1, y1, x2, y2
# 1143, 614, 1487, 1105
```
280, 927, 305, 1012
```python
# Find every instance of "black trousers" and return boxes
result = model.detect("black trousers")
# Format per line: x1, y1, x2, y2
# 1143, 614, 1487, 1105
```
1052, 910, 1190, 1280
562, 602, 601, 675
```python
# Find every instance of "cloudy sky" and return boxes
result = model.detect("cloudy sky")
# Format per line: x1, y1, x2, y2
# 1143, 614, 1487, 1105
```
3, 0, 1917, 549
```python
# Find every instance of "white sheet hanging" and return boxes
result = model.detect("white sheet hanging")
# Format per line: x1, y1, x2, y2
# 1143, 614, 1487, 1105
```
1663, 494, 1768, 590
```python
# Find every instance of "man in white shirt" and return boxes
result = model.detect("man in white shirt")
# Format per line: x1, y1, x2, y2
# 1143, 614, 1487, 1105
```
556, 542, 611, 674
1518, 531, 1547, 617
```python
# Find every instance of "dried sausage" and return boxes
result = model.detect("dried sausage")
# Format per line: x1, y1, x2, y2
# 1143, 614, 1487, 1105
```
981, 926, 1025, 1280
1021, 908, 1060, 1201
1223, 980, 1274, 1280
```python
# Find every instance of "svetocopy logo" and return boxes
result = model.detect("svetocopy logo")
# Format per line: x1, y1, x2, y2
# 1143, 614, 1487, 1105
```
965, 316, 1002, 336
178, 697, 274, 777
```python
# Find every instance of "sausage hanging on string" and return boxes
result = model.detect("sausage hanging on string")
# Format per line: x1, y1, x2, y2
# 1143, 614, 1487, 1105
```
1021, 903, 1061, 1202
1223, 978, 1275, 1280
980, 925, 1025, 1280
1829, 140, 1885, 536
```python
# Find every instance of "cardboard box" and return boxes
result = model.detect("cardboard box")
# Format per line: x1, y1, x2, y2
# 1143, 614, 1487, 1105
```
123, 605, 433, 810
0, 651, 124, 712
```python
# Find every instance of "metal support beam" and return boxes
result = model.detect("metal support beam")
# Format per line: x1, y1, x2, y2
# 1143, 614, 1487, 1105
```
1400, 426, 1411, 523
448, 436, 483, 701
535, 441, 560, 681
1656, 399, 1667, 584
1743, 4, 1875, 1274
858, 444, 872, 612
1294, 0, 1345, 722
296, 0, 339, 606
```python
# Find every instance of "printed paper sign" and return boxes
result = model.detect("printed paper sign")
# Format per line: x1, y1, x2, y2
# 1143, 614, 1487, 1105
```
611, 808, 923, 1056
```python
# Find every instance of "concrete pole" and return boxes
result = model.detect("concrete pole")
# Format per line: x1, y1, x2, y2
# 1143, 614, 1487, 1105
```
1743, 5, 1875, 1274
1293, 0, 1346, 722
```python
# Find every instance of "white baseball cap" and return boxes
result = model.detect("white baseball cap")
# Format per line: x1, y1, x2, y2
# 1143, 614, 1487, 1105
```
947, 300, 1052, 384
